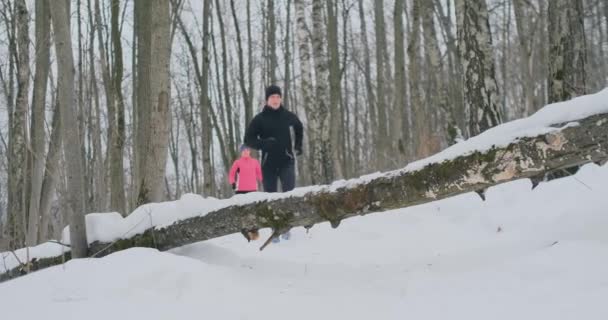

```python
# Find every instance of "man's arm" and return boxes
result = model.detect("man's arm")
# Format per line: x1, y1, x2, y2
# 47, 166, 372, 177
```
244, 116, 263, 150
292, 113, 304, 154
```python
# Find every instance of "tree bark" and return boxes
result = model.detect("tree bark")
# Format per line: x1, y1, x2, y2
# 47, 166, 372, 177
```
266, 0, 277, 84
456, 0, 503, 136
374, 0, 389, 168
214, 0, 236, 163
513, 0, 537, 117
134, 0, 172, 206
408, 0, 428, 159
230, 0, 251, 128
392, 0, 407, 163
27, 0, 51, 246
295, 0, 319, 184
50, 0, 88, 258
422, 0, 454, 150
90, 0, 107, 213
7, 0, 29, 249
4, 110, 608, 282
547, 0, 587, 103
109, 0, 126, 214
311, 0, 334, 184
434, 0, 467, 138
39, 100, 62, 242
327, 0, 343, 179
357, 0, 377, 167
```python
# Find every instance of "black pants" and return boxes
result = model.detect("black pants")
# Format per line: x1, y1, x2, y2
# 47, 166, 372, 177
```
262, 160, 295, 192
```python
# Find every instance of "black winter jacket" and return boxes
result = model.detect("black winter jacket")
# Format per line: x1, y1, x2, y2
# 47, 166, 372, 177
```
244, 105, 303, 168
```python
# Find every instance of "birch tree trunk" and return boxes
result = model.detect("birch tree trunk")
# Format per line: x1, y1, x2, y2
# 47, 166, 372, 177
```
327, 0, 343, 179
295, 0, 321, 183
50, 0, 88, 257
311, 0, 334, 184
27, 0, 51, 246
7, 0, 29, 249
91, 0, 108, 212
456, 0, 502, 136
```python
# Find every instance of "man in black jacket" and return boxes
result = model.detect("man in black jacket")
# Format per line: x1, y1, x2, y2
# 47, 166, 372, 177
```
244, 85, 303, 193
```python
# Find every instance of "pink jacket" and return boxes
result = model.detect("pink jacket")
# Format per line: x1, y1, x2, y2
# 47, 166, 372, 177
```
228, 156, 263, 192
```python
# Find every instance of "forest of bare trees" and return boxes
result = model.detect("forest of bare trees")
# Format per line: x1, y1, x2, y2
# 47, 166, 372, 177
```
0, 0, 605, 251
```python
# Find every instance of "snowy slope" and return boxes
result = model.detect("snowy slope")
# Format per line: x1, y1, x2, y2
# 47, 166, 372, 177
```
1, 162, 607, 320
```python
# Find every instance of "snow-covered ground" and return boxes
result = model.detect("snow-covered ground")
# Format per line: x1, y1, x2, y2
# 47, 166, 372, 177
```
1, 161, 607, 319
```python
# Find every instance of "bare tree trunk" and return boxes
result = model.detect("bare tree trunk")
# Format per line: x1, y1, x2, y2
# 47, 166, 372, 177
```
175, 0, 214, 196
168, 106, 180, 199
604, 0, 608, 55
200, 0, 214, 197
177, 82, 200, 193
422, 0, 454, 149
266, 0, 277, 84
435, 0, 467, 138
134, 0, 172, 206
283, 0, 292, 108
89, 0, 107, 213
357, 0, 377, 168
392, 0, 407, 163
311, 0, 334, 184
409, 0, 430, 158
230, 0, 251, 127
594, 0, 607, 89
547, 0, 587, 103
26, 0, 51, 246
50, 0, 88, 258
7, 0, 29, 249
456, 0, 503, 136
247, 0, 254, 124
327, 0, 343, 179
513, 0, 537, 116
374, 0, 389, 167
110, 0, 126, 213
76, 0, 91, 214
39, 100, 62, 242
215, 0, 236, 162
295, 0, 320, 183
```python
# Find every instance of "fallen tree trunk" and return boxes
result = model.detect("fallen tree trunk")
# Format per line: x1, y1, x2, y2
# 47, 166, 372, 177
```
2, 112, 608, 282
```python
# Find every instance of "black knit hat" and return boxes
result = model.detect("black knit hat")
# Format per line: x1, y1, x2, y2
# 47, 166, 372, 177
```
265, 85, 282, 101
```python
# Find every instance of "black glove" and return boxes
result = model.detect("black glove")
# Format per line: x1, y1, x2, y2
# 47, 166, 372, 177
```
295, 147, 303, 156
231, 183, 236, 190
261, 137, 277, 151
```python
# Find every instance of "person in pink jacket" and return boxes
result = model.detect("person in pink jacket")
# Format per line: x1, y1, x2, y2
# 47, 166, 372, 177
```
229, 145, 263, 194
229, 145, 263, 242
